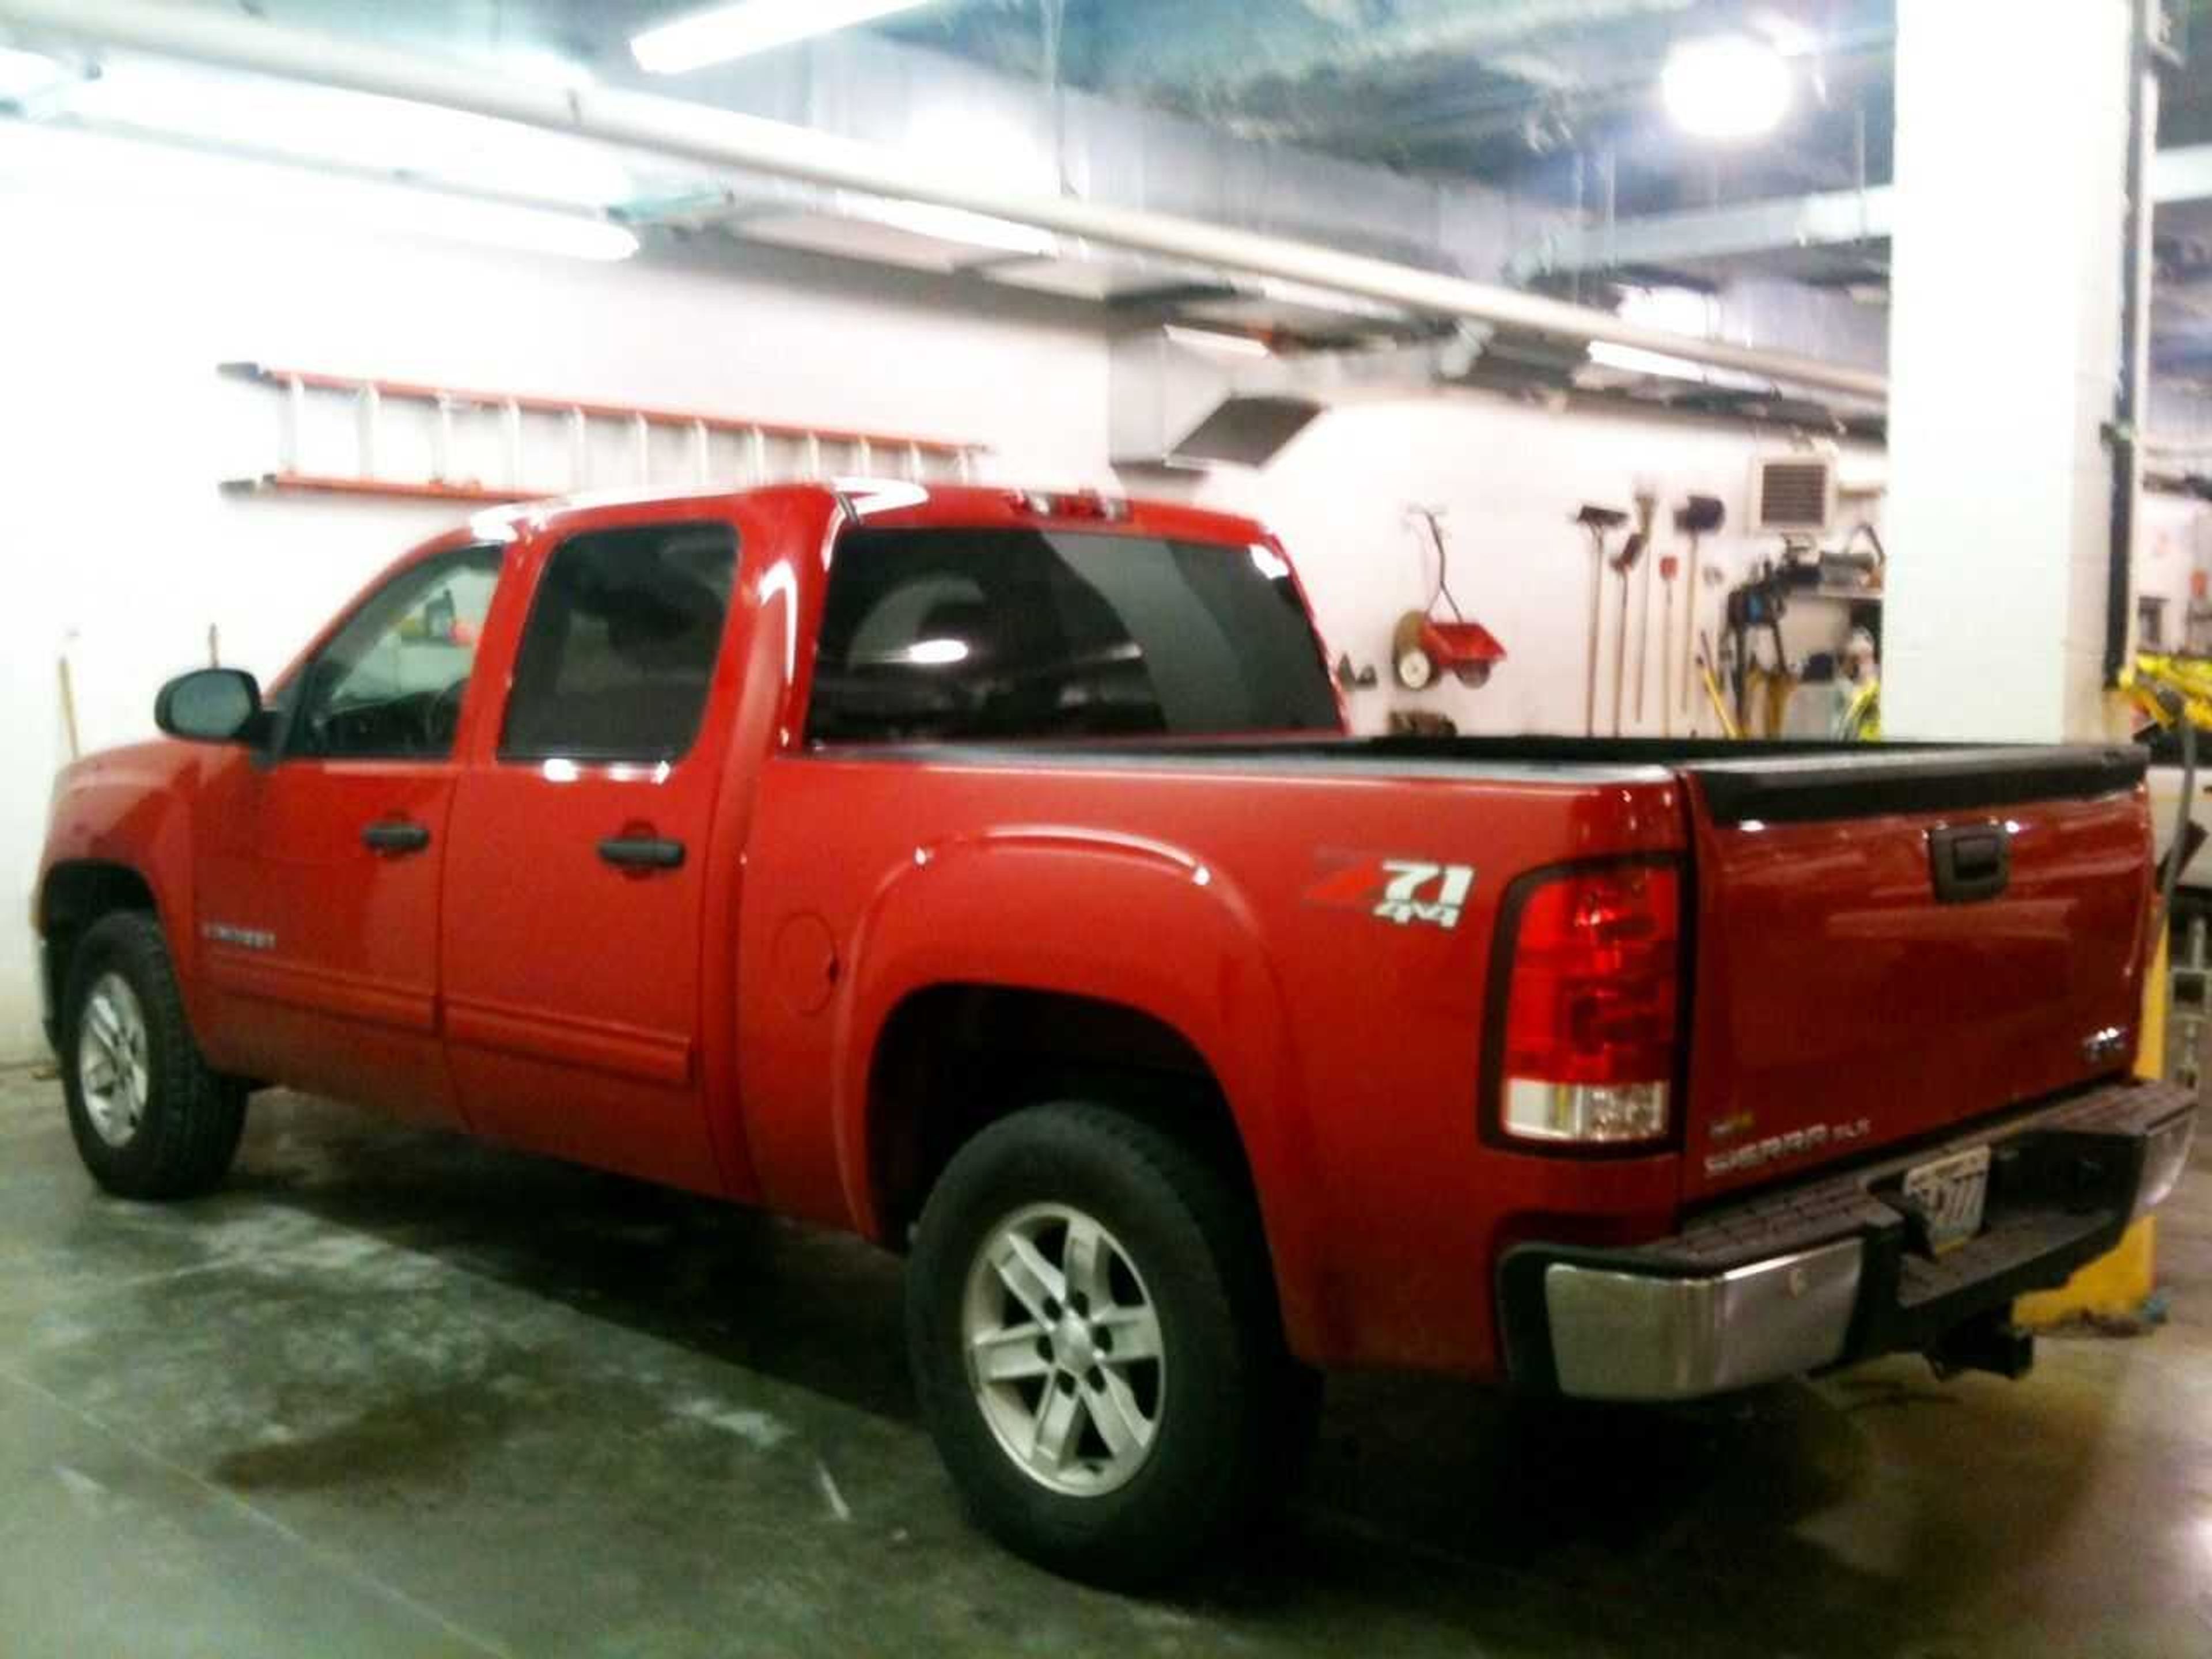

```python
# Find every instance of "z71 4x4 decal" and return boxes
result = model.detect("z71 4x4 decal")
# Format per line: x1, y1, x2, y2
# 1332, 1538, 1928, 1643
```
1305, 857, 1476, 930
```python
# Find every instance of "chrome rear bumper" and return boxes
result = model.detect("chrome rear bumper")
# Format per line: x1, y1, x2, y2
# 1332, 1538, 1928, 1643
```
1501, 1080, 2196, 1402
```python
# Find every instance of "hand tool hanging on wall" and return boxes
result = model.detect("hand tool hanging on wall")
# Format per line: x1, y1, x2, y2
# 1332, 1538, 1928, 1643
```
1657, 554, 1680, 736
1675, 495, 1726, 718
56, 653, 81, 762
1392, 507, 1506, 691
1724, 560, 1792, 735
1573, 505, 1629, 736
1609, 509, 1652, 736
1631, 485, 1659, 728
1696, 629, 1740, 738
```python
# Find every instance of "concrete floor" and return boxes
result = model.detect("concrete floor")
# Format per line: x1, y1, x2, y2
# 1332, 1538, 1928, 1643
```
1, 1067, 2207, 1658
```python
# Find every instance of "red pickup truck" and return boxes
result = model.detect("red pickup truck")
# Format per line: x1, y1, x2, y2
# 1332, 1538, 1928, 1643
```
34, 480, 2198, 1584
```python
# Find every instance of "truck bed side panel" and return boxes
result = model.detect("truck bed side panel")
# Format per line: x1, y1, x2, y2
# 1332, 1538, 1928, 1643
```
734, 751, 1687, 1374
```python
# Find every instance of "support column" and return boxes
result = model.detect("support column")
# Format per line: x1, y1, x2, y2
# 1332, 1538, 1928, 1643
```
1883, 0, 2154, 742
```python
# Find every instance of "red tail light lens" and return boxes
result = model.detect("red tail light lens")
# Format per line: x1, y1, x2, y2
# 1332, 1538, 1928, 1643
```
1495, 861, 1681, 1146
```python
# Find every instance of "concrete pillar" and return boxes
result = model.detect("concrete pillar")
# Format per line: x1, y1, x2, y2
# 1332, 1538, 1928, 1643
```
1883, 0, 2153, 742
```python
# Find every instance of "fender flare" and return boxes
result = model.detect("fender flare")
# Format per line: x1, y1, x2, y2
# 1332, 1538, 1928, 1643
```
832, 826, 1333, 1353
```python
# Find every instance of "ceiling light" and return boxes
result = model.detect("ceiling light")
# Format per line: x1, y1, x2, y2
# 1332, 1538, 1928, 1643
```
63, 61, 635, 208
0, 45, 66, 101
1163, 324, 1274, 361
632, 0, 929, 74
1660, 33, 1793, 142
858, 196, 1055, 258
0, 121, 638, 262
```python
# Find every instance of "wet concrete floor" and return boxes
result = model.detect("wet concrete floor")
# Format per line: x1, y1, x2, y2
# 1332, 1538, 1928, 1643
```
2, 1065, 2207, 1656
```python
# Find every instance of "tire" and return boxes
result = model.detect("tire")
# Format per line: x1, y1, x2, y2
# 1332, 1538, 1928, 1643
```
59, 912, 246, 1200
906, 1101, 1315, 1588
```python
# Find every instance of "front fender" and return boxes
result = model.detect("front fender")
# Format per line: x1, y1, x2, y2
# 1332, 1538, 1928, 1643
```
834, 826, 1332, 1354
37, 744, 201, 1009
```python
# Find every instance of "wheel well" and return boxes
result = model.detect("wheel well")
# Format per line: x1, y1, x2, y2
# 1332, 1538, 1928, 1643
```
40, 861, 158, 1009
867, 984, 1254, 1246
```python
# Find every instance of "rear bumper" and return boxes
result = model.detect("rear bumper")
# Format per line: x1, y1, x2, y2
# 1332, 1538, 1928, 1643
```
1499, 1079, 2198, 1402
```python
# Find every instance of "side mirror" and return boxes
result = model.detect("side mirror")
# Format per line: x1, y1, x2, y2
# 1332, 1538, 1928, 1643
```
154, 668, 267, 745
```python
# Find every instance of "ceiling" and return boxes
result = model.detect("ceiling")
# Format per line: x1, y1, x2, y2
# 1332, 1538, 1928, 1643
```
224, 1, 2212, 216
887, 1, 2212, 211
885, 0, 1899, 217
17, 1, 2212, 383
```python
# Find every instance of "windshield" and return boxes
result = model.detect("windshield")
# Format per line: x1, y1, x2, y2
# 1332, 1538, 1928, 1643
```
806, 526, 1340, 744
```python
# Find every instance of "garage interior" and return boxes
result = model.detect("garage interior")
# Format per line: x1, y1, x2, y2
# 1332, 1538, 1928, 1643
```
3, 0, 2212, 1654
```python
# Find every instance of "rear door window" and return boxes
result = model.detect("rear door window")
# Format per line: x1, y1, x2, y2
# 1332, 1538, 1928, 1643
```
806, 527, 1338, 744
501, 521, 737, 763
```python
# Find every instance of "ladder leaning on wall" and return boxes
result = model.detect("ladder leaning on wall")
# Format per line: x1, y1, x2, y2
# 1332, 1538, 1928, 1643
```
216, 362, 991, 506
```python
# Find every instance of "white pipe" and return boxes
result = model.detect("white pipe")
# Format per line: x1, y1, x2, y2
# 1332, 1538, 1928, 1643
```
0, 0, 1890, 400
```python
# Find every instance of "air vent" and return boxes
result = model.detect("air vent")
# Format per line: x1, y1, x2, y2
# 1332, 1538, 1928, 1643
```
1751, 455, 1836, 535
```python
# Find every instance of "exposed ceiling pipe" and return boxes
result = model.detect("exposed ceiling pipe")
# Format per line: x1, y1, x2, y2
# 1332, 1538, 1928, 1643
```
1513, 143, 2212, 281
0, 0, 1888, 400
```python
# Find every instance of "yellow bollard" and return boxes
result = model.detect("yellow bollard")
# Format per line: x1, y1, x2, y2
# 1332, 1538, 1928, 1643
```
2014, 926, 2167, 1328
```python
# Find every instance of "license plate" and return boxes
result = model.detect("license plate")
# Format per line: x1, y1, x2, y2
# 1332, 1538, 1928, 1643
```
1903, 1146, 1992, 1256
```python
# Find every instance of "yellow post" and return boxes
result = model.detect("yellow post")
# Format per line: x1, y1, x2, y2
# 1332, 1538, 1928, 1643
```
2014, 927, 2166, 1328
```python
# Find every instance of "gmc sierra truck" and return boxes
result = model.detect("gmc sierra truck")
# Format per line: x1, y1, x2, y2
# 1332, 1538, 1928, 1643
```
34, 480, 2199, 1585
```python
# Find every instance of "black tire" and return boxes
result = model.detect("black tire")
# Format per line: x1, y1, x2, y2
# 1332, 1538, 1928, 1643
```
59, 912, 246, 1200
906, 1101, 1315, 1588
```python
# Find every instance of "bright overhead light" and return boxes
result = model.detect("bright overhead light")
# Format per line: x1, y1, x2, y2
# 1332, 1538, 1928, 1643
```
1163, 324, 1274, 361
632, 0, 930, 74
1661, 33, 1793, 142
859, 196, 1055, 257
63, 61, 635, 209
0, 121, 638, 262
0, 45, 66, 100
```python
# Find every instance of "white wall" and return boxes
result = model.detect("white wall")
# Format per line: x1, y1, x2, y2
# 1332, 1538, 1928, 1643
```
1205, 392, 2212, 743
1198, 395, 1888, 740
0, 185, 1114, 1062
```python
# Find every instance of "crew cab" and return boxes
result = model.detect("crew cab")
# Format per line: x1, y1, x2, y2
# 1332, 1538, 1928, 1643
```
34, 480, 2199, 1584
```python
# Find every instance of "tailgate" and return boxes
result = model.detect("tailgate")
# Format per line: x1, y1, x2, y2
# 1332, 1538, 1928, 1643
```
1680, 745, 2152, 1202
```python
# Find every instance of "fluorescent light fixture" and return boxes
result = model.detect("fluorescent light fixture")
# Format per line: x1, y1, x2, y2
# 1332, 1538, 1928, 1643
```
64, 61, 635, 208
0, 45, 66, 100
859, 196, 1055, 258
1164, 324, 1274, 361
1661, 33, 1793, 141
632, 0, 928, 74
1586, 340, 1713, 381
0, 120, 638, 261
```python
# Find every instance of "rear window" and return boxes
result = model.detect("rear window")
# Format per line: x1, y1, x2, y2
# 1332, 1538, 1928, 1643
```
806, 527, 1338, 744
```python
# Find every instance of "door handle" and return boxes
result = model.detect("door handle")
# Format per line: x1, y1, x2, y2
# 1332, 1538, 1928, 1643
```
598, 835, 686, 871
361, 819, 431, 855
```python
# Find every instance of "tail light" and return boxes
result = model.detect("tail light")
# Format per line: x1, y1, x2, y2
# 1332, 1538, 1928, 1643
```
1491, 859, 1683, 1148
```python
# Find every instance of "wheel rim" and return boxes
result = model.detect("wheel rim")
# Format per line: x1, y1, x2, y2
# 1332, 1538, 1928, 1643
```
961, 1203, 1165, 1497
77, 972, 151, 1148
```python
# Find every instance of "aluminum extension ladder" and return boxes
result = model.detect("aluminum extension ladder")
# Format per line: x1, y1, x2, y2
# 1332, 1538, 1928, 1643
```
218, 362, 989, 506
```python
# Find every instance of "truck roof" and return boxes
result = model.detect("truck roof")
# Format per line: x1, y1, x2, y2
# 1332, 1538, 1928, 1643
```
473, 479, 1272, 549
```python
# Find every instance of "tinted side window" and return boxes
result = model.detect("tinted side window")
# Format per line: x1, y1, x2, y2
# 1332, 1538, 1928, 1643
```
501, 521, 737, 763
806, 528, 1339, 745
290, 545, 502, 760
